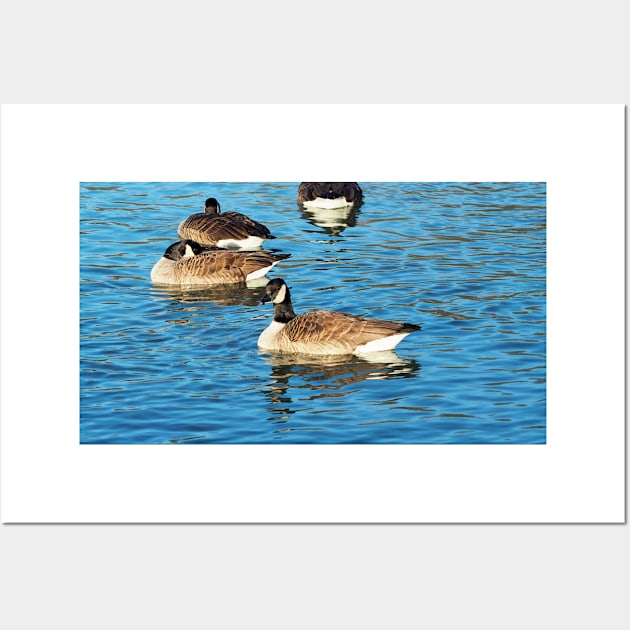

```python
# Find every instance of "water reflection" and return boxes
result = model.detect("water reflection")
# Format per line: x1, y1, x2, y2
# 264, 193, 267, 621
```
299, 204, 362, 235
150, 277, 268, 306
260, 350, 420, 422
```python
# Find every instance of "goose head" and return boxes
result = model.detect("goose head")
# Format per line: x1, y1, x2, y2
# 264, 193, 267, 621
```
163, 239, 205, 261
204, 197, 221, 214
261, 278, 291, 305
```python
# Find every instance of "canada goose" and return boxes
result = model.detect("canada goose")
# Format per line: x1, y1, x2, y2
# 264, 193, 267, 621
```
297, 183, 363, 209
258, 278, 420, 355
177, 197, 273, 249
151, 239, 290, 286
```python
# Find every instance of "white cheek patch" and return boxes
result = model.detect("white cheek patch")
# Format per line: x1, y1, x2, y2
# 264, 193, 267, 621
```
272, 284, 287, 304
183, 244, 196, 258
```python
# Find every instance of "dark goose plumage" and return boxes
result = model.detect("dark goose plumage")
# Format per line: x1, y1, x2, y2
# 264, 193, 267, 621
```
297, 183, 363, 208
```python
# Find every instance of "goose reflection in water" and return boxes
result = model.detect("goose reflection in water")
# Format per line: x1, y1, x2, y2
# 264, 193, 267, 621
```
260, 350, 420, 426
299, 204, 362, 236
302, 206, 361, 236
150, 275, 269, 307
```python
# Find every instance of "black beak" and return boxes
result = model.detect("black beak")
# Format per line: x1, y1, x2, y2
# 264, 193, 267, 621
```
261, 294, 271, 304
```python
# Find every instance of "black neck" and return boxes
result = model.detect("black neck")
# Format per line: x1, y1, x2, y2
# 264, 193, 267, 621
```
273, 293, 296, 323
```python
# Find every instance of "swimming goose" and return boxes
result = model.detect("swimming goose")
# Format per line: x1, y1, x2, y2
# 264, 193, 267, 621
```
258, 278, 420, 355
297, 183, 363, 209
151, 239, 290, 286
177, 197, 273, 249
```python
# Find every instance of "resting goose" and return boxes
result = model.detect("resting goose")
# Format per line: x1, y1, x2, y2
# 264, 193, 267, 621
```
151, 239, 290, 286
297, 182, 363, 209
177, 197, 273, 249
258, 278, 420, 355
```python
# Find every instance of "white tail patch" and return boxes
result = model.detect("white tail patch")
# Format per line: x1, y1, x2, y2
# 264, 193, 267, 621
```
302, 197, 352, 209
246, 258, 285, 281
354, 333, 411, 355
216, 235, 265, 249
246, 264, 273, 281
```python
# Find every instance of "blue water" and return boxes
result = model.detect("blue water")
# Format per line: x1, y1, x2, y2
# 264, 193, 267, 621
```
80, 182, 546, 444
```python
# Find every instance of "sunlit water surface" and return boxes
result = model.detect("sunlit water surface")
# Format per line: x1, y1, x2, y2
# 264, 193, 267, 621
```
80, 182, 546, 443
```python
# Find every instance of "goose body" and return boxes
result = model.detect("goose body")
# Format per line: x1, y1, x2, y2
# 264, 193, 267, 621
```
151, 240, 290, 286
297, 182, 363, 209
258, 278, 420, 356
178, 198, 272, 249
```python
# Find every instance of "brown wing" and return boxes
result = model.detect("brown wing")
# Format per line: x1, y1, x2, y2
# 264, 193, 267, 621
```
283, 310, 412, 347
341, 182, 363, 203
174, 251, 247, 284
297, 183, 317, 203
221, 212, 271, 238
178, 214, 260, 245
174, 250, 288, 283
236, 251, 289, 276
